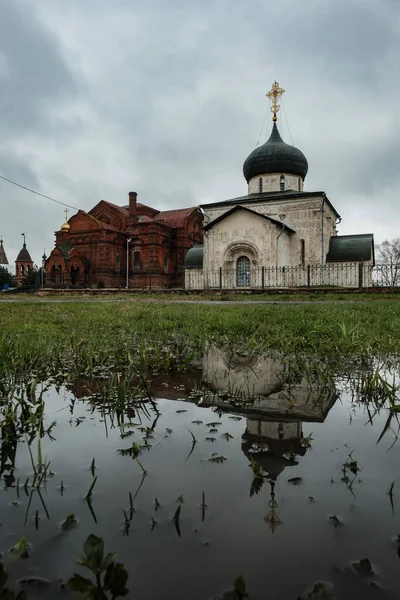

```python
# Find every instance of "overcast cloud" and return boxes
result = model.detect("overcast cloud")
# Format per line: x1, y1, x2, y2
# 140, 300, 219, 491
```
1, 0, 399, 267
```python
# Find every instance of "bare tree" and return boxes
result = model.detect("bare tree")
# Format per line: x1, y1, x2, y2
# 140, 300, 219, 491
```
375, 238, 400, 286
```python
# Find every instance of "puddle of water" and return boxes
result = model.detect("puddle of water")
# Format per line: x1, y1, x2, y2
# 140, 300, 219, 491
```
1, 349, 400, 599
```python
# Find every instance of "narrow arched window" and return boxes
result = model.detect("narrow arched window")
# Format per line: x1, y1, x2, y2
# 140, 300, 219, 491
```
259, 177, 263, 193
298, 178, 301, 191
236, 256, 251, 287
280, 175, 285, 192
21, 265, 25, 276
300, 239, 305, 266
163, 253, 169, 273
133, 251, 141, 272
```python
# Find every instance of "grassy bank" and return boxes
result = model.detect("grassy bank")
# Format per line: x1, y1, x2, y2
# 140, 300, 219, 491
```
0, 300, 399, 381
3, 290, 400, 302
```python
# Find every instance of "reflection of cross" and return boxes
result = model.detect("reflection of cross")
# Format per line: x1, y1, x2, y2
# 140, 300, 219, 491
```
64, 207, 69, 221
264, 480, 282, 533
266, 81, 285, 122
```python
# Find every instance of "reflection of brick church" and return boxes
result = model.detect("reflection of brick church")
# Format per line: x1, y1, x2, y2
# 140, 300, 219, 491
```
45, 191, 203, 288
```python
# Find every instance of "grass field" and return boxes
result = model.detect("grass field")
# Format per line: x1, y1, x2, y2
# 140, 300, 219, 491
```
1, 299, 399, 381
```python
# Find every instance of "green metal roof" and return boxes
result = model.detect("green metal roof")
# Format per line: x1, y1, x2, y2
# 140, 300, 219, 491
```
326, 234, 375, 264
184, 245, 203, 269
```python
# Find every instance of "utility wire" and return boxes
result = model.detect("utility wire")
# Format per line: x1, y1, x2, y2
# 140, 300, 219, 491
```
256, 100, 270, 146
281, 97, 294, 146
0, 174, 79, 211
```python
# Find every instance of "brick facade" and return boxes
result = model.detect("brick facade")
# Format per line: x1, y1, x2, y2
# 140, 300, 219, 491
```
45, 192, 203, 288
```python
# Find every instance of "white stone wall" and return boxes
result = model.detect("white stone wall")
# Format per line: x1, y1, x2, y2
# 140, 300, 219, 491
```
201, 347, 335, 423
248, 172, 303, 194
246, 420, 302, 440
202, 194, 338, 267
184, 268, 203, 289
203, 208, 293, 288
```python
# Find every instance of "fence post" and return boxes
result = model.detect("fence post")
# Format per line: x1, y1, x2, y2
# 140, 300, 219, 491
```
358, 262, 363, 289
262, 266, 265, 290
307, 264, 311, 288
219, 267, 222, 289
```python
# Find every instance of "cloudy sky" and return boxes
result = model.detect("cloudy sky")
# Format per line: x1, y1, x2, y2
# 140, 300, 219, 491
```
0, 0, 399, 267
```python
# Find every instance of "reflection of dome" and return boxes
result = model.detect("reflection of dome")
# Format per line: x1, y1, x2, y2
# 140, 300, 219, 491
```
243, 122, 308, 182
228, 353, 258, 370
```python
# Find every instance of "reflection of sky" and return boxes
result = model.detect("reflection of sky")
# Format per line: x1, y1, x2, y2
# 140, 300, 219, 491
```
1, 380, 400, 599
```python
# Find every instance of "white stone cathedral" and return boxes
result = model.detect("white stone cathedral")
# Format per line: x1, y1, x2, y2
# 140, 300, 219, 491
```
184, 82, 374, 289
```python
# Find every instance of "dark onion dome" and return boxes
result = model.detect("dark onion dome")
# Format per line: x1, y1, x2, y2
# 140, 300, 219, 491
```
184, 245, 203, 269
243, 122, 308, 182
16, 243, 33, 262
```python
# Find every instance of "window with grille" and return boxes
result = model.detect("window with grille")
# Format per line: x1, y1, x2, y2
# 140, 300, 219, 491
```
236, 256, 251, 287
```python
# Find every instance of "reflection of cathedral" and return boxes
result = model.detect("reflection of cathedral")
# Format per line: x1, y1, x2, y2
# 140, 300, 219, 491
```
199, 347, 338, 532
200, 347, 337, 422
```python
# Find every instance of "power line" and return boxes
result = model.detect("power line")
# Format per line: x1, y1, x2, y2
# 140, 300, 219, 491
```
0, 174, 79, 210
256, 100, 270, 146
281, 97, 294, 146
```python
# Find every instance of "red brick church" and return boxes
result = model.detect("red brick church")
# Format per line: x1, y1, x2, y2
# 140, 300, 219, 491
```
45, 191, 203, 288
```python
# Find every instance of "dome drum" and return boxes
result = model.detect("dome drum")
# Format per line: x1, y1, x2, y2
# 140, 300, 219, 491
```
248, 173, 304, 194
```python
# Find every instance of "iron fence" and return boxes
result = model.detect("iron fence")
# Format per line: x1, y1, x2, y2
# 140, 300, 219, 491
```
371, 263, 400, 287
185, 263, 376, 290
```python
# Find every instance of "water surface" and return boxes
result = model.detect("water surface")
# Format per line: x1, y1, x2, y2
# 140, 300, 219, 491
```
1, 349, 400, 599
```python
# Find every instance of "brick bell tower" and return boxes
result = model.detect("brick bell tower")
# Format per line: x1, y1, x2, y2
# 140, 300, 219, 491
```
15, 234, 33, 287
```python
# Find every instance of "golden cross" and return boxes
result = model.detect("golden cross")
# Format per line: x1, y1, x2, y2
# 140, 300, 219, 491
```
64, 207, 69, 221
266, 81, 285, 122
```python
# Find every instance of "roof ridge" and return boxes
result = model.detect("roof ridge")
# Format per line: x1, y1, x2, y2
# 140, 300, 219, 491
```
204, 204, 296, 233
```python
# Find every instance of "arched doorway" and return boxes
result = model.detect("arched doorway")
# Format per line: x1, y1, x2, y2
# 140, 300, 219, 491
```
236, 256, 251, 287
